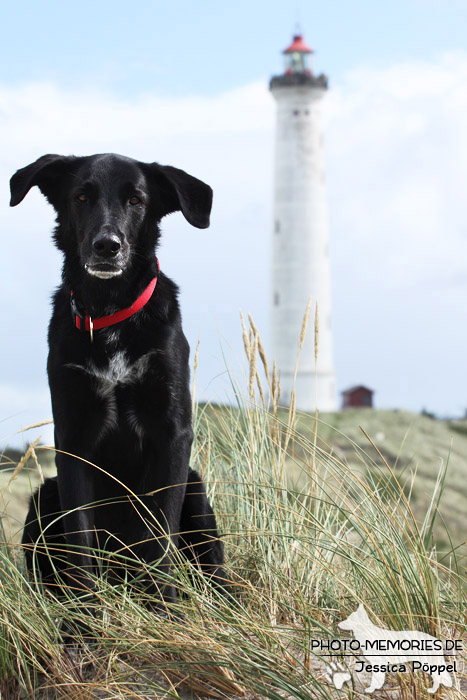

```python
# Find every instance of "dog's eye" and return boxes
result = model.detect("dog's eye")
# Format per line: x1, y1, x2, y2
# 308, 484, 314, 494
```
129, 195, 141, 206
77, 193, 88, 202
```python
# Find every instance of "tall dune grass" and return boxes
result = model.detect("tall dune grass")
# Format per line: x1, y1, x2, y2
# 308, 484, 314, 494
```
0, 316, 464, 699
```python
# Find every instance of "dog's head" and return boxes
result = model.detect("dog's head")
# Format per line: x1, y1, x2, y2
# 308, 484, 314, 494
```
10, 153, 212, 281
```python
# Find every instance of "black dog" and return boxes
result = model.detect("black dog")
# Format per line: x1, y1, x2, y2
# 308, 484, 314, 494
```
10, 153, 225, 611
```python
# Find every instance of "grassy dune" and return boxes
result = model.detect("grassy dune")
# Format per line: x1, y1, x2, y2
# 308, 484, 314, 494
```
0, 316, 465, 698
297, 408, 466, 560
2, 409, 465, 558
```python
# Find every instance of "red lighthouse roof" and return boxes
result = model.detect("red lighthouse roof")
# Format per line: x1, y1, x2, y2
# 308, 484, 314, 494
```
283, 34, 313, 54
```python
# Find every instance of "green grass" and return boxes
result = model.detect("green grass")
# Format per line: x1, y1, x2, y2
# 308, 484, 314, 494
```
0, 319, 465, 698
296, 408, 466, 560
198, 403, 466, 562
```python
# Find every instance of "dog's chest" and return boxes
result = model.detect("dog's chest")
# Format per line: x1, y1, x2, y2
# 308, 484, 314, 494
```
89, 350, 153, 390
68, 345, 158, 444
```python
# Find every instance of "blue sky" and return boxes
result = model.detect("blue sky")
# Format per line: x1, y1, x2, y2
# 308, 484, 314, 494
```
1, 1, 467, 446
2, 1, 466, 95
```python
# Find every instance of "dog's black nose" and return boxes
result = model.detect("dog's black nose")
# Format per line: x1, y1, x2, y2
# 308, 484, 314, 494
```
92, 233, 121, 258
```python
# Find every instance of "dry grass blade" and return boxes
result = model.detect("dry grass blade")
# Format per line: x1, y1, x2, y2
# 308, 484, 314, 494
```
248, 313, 271, 393
248, 332, 258, 405
314, 300, 319, 363
312, 301, 320, 480
16, 419, 53, 433
191, 338, 200, 414
28, 441, 44, 484
240, 311, 250, 358
299, 296, 312, 352
255, 365, 266, 410
4, 437, 42, 491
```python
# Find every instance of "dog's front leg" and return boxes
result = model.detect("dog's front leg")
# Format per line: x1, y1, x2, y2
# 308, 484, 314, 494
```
140, 424, 195, 608
143, 477, 188, 608
55, 450, 97, 595
51, 444, 99, 646
48, 365, 108, 600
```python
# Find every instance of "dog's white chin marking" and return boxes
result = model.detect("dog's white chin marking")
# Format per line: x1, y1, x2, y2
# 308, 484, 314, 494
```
85, 266, 123, 279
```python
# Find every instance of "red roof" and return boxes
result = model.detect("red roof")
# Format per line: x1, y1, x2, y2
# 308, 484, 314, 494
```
283, 34, 313, 54
341, 385, 374, 396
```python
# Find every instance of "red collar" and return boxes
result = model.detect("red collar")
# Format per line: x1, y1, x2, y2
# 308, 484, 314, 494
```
71, 260, 160, 340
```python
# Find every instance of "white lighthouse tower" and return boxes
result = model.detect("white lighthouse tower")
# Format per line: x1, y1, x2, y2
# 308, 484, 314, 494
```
270, 33, 336, 412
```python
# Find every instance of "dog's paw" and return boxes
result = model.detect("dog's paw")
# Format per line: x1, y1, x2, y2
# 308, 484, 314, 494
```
324, 661, 351, 689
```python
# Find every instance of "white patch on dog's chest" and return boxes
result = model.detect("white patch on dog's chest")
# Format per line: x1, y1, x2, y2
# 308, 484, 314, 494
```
92, 350, 151, 388
67, 350, 157, 443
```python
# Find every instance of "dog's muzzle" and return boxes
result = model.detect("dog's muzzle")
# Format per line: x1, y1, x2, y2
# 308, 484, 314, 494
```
85, 263, 123, 279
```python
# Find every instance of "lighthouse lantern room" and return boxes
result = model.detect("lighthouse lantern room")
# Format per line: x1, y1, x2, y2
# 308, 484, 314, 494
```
283, 34, 313, 74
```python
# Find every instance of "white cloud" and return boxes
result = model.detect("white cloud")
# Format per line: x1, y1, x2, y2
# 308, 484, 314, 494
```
324, 51, 467, 290
1, 51, 467, 445
322, 52, 467, 414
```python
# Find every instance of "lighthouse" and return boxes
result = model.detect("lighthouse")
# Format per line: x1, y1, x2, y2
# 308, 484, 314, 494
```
269, 33, 336, 412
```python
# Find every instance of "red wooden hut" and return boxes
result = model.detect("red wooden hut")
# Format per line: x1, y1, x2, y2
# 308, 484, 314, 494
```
341, 385, 374, 409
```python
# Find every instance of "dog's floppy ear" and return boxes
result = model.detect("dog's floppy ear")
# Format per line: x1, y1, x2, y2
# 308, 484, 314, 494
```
150, 163, 213, 229
10, 154, 78, 207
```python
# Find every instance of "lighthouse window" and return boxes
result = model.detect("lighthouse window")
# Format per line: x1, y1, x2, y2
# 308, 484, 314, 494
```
274, 292, 280, 306
293, 109, 300, 116
275, 219, 281, 233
